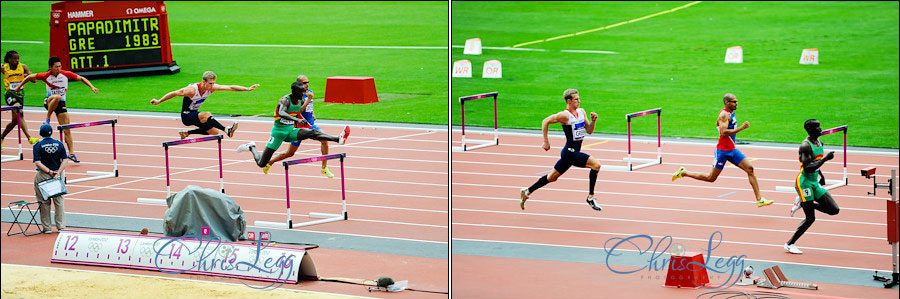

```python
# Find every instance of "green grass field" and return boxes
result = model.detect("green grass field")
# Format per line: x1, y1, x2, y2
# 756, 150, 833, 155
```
452, 1, 899, 148
2, 1, 448, 124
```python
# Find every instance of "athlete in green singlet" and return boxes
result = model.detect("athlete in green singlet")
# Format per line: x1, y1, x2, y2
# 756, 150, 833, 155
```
784, 119, 840, 254
236, 81, 350, 170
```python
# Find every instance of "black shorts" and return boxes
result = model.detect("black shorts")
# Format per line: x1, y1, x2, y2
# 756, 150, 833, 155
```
181, 110, 213, 129
5, 90, 24, 106
43, 98, 68, 114
553, 147, 590, 175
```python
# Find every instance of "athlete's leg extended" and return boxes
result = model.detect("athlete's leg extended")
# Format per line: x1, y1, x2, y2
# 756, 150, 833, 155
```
320, 140, 329, 168
297, 128, 339, 143
786, 200, 817, 247
681, 167, 723, 182
198, 111, 224, 135
1, 110, 19, 139
735, 159, 761, 200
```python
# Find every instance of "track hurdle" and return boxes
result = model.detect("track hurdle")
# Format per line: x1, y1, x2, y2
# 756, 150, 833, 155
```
603, 108, 662, 172
1, 106, 23, 162
776, 125, 848, 194
58, 119, 119, 183
255, 153, 348, 229
454, 91, 499, 152
137, 135, 223, 205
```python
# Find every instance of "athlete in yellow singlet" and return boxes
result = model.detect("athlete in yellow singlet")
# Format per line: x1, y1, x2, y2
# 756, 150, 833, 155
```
1, 50, 39, 147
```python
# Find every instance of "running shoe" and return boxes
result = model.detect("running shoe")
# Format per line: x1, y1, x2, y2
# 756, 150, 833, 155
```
226, 122, 239, 138
322, 166, 334, 178
1, 138, 3, 149
520, 188, 529, 210
262, 164, 271, 174
43, 119, 50, 125
784, 243, 803, 254
28, 137, 39, 144
338, 126, 350, 145
67, 154, 80, 163
236, 142, 255, 153
790, 196, 801, 217
756, 197, 774, 207
178, 130, 189, 140
586, 195, 603, 211
672, 167, 686, 181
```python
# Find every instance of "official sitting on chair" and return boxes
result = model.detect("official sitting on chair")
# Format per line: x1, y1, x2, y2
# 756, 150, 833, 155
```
33, 123, 67, 233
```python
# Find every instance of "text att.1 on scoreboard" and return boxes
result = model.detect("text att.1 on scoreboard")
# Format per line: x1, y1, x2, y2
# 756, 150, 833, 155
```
50, 1, 179, 78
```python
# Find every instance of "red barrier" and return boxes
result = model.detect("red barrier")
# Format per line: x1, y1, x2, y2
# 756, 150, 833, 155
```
324, 76, 378, 104
664, 252, 710, 288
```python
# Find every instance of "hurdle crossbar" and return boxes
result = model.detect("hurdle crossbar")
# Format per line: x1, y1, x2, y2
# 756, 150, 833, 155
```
456, 92, 499, 152
255, 153, 348, 229
1, 106, 23, 162
163, 135, 224, 197
58, 119, 119, 183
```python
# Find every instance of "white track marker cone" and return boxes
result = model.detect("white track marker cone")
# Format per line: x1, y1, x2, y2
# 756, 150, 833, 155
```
464, 38, 482, 55
452, 60, 473, 78
482, 60, 502, 78
799, 48, 818, 65
724, 46, 743, 63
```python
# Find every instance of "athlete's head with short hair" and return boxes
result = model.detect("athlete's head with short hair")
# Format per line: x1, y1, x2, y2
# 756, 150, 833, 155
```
290, 81, 307, 99
48, 56, 62, 75
563, 89, 580, 109
200, 71, 217, 89
4, 50, 19, 64
723, 93, 737, 110
804, 119, 822, 139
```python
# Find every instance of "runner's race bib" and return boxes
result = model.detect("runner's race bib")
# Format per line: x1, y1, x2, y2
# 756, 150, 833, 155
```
573, 121, 586, 141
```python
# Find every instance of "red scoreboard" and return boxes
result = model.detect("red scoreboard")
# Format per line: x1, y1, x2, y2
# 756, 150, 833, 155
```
49, 1, 179, 78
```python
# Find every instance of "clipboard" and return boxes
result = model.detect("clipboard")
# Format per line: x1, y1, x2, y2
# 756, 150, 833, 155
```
38, 176, 67, 200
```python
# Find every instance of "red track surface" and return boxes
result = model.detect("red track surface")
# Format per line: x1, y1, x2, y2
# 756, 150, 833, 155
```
452, 130, 899, 298
1, 111, 448, 298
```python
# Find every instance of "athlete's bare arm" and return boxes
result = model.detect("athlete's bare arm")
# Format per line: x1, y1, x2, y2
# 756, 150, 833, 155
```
12, 74, 37, 93
150, 85, 194, 105
211, 83, 259, 92
585, 111, 599, 134
541, 111, 569, 151
717, 110, 749, 137
799, 142, 834, 174
76, 75, 99, 94
277, 97, 308, 126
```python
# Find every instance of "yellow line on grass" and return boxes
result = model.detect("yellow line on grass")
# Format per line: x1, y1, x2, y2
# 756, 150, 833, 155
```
511, 1, 702, 48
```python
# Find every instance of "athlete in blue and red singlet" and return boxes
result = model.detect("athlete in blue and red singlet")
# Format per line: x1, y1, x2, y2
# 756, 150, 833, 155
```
671, 93, 772, 207
520, 89, 604, 212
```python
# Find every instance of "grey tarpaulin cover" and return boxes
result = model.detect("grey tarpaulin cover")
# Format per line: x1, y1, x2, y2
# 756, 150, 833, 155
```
164, 185, 246, 241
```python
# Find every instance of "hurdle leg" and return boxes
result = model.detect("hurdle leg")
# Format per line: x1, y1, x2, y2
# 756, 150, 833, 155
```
112, 122, 118, 177
340, 156, 347, 219
165, 145, 171, 197
460, 101, 467, 151
218, 138, 224, 193
492, 94, 499, 145
627, 120, 632, 171
286, 166, 292, 228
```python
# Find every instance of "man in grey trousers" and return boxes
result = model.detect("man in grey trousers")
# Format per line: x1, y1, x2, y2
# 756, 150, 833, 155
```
33, 123, 67, 233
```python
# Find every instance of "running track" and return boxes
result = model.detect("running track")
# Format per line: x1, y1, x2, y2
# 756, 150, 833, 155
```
452, 129, 899, 298
1, 109, 448, 298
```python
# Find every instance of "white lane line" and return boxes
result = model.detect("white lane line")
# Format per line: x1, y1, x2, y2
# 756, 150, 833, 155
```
453, 223, 885, 252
